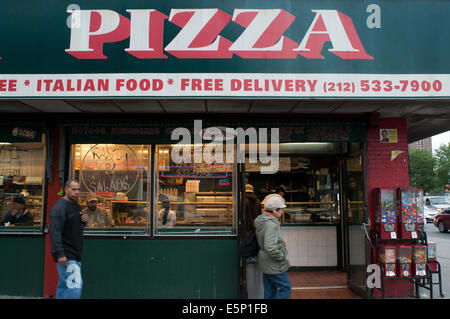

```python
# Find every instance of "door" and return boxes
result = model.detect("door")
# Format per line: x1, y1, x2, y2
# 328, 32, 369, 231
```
237, 146, 249, 298
341, 151, 370, 297
442, 209, 450, 230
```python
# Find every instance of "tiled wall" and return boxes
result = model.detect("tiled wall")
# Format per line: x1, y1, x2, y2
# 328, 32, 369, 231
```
282, 226, 337, 267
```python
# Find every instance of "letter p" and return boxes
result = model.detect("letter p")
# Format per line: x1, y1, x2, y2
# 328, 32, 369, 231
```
66, 10, 130, 59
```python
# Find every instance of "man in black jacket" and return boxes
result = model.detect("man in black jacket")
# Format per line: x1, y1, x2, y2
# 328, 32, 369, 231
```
2, 195, 34, 226
50, 180, 88, 299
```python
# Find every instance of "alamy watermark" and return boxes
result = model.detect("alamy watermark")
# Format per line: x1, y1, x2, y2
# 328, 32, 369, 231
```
66, 4, 81, 29
171, 120, 280, 174
366, 264, 382, 289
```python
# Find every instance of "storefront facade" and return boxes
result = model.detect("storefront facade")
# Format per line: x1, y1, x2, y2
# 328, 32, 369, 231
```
0, 0, 449, 298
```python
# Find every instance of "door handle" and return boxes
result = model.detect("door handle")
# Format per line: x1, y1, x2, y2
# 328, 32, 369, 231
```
362, 222, 371, 246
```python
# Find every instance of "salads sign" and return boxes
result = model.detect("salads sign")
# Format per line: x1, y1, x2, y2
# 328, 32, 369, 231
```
79, 144, 139, 197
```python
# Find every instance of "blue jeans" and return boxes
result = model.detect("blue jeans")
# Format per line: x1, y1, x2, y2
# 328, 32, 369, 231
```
263, 273, 292, 299
56, 260, 83, 299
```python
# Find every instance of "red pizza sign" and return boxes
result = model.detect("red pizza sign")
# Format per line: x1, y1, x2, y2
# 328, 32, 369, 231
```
66, 8, 373, 60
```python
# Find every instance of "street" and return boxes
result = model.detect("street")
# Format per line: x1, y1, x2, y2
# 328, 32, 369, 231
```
421, 223, 450, 299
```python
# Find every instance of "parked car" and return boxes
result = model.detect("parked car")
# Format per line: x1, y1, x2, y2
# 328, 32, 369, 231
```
434, 208, 450, 233
424, 205, 438, 223
425, 196, 450, 213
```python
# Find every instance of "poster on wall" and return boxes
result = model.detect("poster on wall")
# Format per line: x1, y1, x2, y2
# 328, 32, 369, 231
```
380, 129, 398, 143
391, 150, 403, 161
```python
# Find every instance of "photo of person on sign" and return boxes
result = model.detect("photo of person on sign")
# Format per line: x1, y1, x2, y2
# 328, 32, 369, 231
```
380, 129, 398, 143
380, 130, 390, 143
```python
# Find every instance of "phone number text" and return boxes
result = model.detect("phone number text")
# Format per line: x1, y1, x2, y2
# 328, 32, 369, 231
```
323, 79, 443, 94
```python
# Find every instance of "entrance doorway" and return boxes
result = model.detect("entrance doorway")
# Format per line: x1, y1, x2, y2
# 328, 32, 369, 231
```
341, 147, 369, 298
243, 142, 367, 299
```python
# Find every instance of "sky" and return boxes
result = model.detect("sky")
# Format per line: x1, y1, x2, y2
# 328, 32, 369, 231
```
432, 130, 450, 153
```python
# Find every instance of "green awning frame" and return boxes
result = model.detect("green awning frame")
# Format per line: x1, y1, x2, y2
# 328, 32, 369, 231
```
64, 118, 366, 144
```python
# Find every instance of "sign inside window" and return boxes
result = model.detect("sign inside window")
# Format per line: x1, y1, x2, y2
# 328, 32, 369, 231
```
79, 144, 140, 198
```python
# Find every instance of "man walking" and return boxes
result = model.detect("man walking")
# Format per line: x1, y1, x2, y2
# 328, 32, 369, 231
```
261, 186, 286, 209
50, 180, 88, 299
254, 196, 292, 299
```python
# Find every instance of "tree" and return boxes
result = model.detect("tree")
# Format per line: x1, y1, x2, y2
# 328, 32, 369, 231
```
434, 142, 450, 193
408, 148, 435, 193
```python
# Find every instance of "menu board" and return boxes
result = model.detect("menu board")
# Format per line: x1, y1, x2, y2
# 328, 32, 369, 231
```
246, 157, 291, 172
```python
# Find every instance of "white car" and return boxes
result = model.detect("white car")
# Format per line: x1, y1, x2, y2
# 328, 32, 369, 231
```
424, 196, 450, 223
424, 205, 437, 223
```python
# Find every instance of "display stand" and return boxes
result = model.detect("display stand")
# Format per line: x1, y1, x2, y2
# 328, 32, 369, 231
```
414, 232, 445, 298
369, 230, 443, 299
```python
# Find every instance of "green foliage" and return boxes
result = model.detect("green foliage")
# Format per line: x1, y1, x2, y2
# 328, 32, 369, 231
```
434, 143, 450, 191
409, 142, 450, 194
409, 142, 450, 195
409, 149, 436, 192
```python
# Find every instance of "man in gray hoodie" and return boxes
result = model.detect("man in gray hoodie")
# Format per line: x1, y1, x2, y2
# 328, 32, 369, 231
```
254, 195, 291, 299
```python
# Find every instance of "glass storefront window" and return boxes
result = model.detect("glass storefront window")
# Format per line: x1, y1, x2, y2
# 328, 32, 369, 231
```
70, 144, 150, 235
155, 144, 237, 235
283, 164, 339, 225
246, 147, 341, 226
0, 137, 46, 233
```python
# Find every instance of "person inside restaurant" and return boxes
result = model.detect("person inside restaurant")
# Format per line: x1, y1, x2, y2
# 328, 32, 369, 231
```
158, 199, 177, 228
2, 195, 34, 226
82, 193, 113, 228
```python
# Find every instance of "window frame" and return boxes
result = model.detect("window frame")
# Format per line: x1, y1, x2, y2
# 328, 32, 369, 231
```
152, 144, 238, 237
70, 142, 238, 238
0, 136, 47, 236
69, 143, 152, 238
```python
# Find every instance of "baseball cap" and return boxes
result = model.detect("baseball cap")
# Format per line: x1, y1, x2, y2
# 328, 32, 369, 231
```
245, 184, 254, 193
264, 195, 287, 211
86, 193, 98, 202
13, 195, 26, 205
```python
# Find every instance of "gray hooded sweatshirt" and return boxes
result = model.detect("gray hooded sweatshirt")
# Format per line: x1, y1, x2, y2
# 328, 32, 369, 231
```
254, 212, 290, 274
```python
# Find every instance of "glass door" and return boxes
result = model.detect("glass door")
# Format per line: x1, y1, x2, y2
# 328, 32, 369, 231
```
341, 148, 369, 297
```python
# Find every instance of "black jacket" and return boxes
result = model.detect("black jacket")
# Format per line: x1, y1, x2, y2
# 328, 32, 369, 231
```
49, 198, 85, 262
2, 210, 34, 226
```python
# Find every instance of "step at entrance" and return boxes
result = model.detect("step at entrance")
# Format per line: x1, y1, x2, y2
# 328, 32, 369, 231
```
288, 271, 362, 299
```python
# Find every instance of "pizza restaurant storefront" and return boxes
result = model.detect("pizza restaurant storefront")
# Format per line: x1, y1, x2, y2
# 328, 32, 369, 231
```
0, 0, 449, 299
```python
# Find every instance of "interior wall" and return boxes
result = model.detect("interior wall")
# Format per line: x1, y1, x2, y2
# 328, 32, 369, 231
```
283, 226, 337, 267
